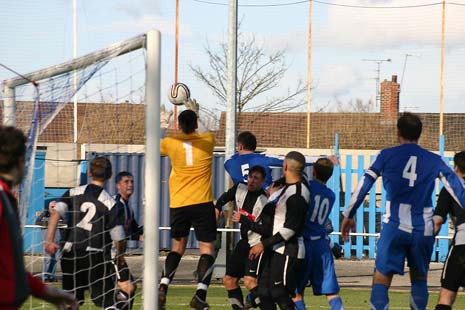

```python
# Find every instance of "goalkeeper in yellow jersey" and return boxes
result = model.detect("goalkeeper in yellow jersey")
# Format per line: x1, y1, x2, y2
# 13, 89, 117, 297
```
158, 99, 217, 310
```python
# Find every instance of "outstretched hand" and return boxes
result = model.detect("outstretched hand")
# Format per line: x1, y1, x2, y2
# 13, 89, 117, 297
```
160, 104, 173, 129
185, 98, 199, 115
341, 217, 355, 242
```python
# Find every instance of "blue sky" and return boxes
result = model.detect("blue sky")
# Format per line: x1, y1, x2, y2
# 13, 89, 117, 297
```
1, 0, 465, 113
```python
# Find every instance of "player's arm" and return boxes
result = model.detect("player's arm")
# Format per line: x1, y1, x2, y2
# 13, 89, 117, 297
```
108, 202, 127, 263
249, 195, 306, 259
341, 153, 382, 240
160, 137, 169, 156
434, 187, 452, 235
235, 210, 270, 237
129, 218, 143, 240
261, 195, 307, 248
265, 154, 284, 167
214, 184, 238, 212
438, 160, 465, 209
45, 192, 70, 255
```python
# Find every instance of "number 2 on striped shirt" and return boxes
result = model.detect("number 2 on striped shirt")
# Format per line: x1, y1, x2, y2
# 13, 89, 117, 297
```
183, 142, 193, 166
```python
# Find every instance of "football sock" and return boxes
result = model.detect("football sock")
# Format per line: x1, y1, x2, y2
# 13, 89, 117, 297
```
294, 299, 306, 310
227, 288, 244, 310
370, 283, 389, 310
160, 251, 182, 290
435, 305, 452, 310
249, 287, 261, 307
411, 279, 428, 310
329, 296, 344, 310
195, 254, 215, 300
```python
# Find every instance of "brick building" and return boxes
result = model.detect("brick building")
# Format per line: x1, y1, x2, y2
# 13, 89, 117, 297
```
1, 76, 464, 152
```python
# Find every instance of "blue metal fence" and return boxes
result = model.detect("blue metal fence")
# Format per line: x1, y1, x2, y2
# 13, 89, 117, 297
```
26, 147, 453, 261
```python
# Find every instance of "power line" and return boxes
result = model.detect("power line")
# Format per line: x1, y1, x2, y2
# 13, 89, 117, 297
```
313, 0, 441, 9
191, 0, 443, 9
191, 0, 307, 7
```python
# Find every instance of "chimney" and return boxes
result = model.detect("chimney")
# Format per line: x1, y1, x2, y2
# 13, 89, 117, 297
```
380, 75, 399, 119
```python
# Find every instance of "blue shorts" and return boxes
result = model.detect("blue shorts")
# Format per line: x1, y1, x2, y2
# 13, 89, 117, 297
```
375, 222, 434, 277
296, 238, 340, 296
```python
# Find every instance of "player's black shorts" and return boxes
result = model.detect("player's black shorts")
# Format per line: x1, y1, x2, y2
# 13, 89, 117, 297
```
259, 252, 302, 297
170, 201, 216, 242
440, 244, 465, 292
225, 239, 261, 278
61, 250, 116, 308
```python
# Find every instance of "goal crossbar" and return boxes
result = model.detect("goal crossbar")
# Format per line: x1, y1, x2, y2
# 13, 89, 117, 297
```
3, 34, 146, 88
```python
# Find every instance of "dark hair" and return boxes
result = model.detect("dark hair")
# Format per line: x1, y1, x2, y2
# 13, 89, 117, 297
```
115, 171, 133, 183
314, 158, 334, 183
0, 126, 27, 173
90, 156, 112, 181
285, 151, 306, 174
454, 151, 465, 174
237, 131, 257, 151
248, 165, 266, 180
397, 112, 422, 141
178, 110, 198, 134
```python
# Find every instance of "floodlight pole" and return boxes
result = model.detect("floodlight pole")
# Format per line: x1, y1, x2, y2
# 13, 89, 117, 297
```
73, 0, 78, 144
306, 0, 313, 149
439, 0, 445, 136
226, 0, 238, 162
214, 0, 238, 279
173, 0, 180, 134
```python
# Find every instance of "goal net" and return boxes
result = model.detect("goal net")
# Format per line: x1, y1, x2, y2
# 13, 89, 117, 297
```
1, 31, 161, 310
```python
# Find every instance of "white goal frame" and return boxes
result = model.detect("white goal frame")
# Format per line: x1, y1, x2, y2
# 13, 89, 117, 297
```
1, 29, 161, 310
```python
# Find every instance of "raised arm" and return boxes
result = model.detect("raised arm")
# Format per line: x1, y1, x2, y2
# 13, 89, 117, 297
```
341, 153, 382, 240
438, 160, 465, 209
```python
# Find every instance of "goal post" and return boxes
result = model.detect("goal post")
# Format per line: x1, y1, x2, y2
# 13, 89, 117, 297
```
144, 29, 161, 310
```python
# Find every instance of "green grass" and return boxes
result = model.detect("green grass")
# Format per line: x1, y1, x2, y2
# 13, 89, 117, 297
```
26, 285, 465, 309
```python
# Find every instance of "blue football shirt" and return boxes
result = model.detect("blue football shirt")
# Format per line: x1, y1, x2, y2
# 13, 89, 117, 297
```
344, 143, 465, 234
303, 180, 336, 239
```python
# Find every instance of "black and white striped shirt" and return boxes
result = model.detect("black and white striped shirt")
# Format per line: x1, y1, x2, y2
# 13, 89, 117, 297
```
262, 181, 310, 259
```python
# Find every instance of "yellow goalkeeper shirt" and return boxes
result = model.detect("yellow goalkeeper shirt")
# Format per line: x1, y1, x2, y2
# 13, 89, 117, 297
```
160, 131, 215, 208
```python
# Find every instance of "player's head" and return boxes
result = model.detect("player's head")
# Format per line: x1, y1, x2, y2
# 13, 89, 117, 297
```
89, 156, 112, 182
453, 151, 465, 176
116, 171, 134, 199
397, 112, 422, 142
237, 131, 257, 152
247, 165, 266, 192
313, 157, 334, 184
283, 151, 305, 177
0, 126, 27, 185
178, 109, 198, 134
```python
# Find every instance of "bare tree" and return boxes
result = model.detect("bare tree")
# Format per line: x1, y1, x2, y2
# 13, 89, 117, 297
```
335, 98, 376, 113
190, 32, 306, 126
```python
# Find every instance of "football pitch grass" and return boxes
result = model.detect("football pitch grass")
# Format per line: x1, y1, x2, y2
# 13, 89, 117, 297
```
27, 285, 465, 309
